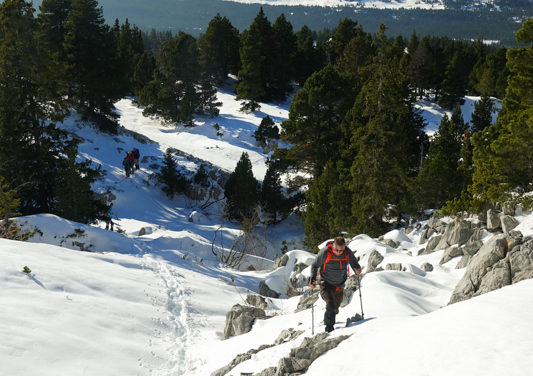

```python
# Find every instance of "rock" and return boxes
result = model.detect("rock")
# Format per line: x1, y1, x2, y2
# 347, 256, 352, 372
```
383, 239, 399, 248
245, 295, 268, 310
272, 254, 289, 270
188, 210, 207, 223
341, 274, 361, 308
486, 209, 501, 231
293, 262, 307, 274
419, 228, 429, 244
463, 240, 483, 256
502, 204, 515, 216
500, 214, 519, 233
386, 263, 403, 271
366, 250, 384, 272
444, 220, 473, 246
421, 262, 434, 272
475, 259, 511, 296
345, 313, 363, 326
223, 304, 266, 339
275, 328, 304, 345
258, 281, 280, 298
138, 227, 147, 236
515, 203, 523, 216
261, 333, 350, 376
295, 289, 319, 313
456, 255, 472, 269
420, 234, 443, 254
508, 239, 533, 283
448, 234, 508, 304
440, 246, 464, 265
428, 216, 446, 232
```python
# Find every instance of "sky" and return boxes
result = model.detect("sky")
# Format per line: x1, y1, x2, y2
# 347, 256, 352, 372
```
1, 85, 532, 375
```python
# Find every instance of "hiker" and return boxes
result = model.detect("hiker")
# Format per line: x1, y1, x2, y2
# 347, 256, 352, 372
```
132, 147, 140, 170
123, 151, 134, 177
101, 203, 118, 231
309, 236, 362, 333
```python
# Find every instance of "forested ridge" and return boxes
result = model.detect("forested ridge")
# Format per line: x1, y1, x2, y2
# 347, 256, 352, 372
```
0, 0, 531, 248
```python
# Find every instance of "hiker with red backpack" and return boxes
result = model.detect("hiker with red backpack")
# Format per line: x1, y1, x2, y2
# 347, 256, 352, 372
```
123, 151, 135, 177
309, 236, 362, 333
100, 203, 118, 231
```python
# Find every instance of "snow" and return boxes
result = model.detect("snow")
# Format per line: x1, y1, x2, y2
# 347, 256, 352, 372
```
1, 87, 531, 375
416, 96, 502, 136
221, 0, 445, 10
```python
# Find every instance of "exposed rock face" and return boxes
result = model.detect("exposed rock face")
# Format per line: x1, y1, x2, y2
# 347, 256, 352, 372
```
449, 234, 509, 304
486, 209, 501, 231
211, 328, 303, 376
440, 245, 464, 265
436, 220, 474, 251
500, 215, 519, 233
383, 239, 398, 248
367, 250, 384, 272
246, 294, 268, 310
420, 234, 443, 254
259, 281, 280, 298
341, 274, 361, 308
508, 238, 533, 283
254, 333, 350, 376
272, 254, 289, 270
295, 289, 319, 313
223, 304, 266, 339
456, 255, 472, 269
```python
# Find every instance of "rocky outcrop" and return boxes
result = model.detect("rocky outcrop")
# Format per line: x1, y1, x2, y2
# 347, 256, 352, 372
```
246, 294, 268, 310
440, 245, 464, 265
295, 289, 319, 313
500, 215, 519, 233
254, 333, 350, 376
383, 239, 399, 248
223, 304, 266, 339
386, 263, 403, 271
259, 281, 280, 298
272, 254, 289, 270
366, 250, 384, 272
448, 233, 523, 304
486, 209, 501, 231
420, 234, 443, 254
341, 274, 362, 308
211, 328, 304, 376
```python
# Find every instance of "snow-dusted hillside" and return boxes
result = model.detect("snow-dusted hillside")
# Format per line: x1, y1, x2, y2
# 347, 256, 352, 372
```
221, 0, 445, 9
2, 87, 532, 375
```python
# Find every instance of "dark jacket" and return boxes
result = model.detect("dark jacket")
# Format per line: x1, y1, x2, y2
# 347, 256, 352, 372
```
310, 241, 361, 287
132, 148, 140, 159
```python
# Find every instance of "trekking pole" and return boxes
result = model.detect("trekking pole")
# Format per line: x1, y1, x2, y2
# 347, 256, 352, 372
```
311, 299, 315, 335
357, 273, 364, 320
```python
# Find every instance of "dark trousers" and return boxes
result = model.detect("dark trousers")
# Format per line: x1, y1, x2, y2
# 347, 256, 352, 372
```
320, 281, 344, 331
104, 217, 113, 231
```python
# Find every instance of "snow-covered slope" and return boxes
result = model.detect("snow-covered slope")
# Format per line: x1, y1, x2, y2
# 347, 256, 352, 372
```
1, 88, 530, 375
221, 0, 445, 10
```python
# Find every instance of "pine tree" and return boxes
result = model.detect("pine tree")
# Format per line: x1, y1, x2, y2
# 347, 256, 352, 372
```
236, 8, 273, 111
470, 48, 509, 98
224, 152, 260, 220
37, 0, 72, 56
158, 149, 188, 199
198, 13, 240, 83
133, 50, 155, 94
138, 32, 220, 125
471, 95, 494, 133
271, 14, 296, 99
0, 176, 19, 219
54, 141, 102, 222
63, 0, 122, 131
261, 163, 284, 223
414, 113, 464, 210
0, 0, 76, 215
294, 25, 323, 86
470, 19, 533, 203
254, 116, 279, 145
280, 64, 352, 176
347, 25, 426, 235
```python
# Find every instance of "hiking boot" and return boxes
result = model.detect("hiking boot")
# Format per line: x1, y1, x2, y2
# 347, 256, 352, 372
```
325, 326, 334, 333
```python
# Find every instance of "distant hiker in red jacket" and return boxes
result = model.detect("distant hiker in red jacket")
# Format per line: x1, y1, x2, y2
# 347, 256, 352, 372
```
132, 147, 140, 170
309, 236, 362, 333
123, 151, 135, 177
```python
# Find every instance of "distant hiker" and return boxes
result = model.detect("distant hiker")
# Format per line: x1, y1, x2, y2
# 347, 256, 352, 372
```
123, 151, 134, 177
132, 147, 140, 170
100, 203, 118, 231
309, 236, 362, 333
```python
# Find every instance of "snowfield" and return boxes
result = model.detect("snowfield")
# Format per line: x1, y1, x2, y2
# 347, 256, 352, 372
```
2, 87, 532, 375
221, 0, 445, 10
